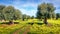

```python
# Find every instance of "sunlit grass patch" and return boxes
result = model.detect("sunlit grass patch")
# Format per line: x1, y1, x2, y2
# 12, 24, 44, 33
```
29, 22, 60, 34
0, 24, 25, 34
48, 19, 60, 24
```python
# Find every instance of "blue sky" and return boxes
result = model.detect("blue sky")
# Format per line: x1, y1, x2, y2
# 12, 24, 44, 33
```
0, 0, 60, 16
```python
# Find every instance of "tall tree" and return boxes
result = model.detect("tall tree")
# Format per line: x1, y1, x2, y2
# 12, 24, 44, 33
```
36, 3, 55, 24
26, 15, 31, 20
3, 6, 15, 20
3, 6, 22, 24
22, 14, 27, 21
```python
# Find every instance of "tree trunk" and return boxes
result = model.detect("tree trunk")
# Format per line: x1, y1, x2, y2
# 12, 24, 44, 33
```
9, 20, 14, 25
23, 18, 24, 21
40, 18, 42, 21
56, 17, 58, 20
44, 16, 48, 25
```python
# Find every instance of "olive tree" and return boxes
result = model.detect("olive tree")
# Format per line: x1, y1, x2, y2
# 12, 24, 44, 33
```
36, 3, 55, 24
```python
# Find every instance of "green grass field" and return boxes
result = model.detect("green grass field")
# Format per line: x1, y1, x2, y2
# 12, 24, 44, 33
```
0, 19, 60, 34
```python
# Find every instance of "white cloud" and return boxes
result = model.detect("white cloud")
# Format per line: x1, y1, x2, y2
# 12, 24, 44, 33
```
20, 8, 37, 16
10, 0, 60, 16
11, 0, 38, 16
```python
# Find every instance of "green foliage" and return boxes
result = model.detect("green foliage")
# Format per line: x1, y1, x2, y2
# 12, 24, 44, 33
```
22, 14, 27, 21
36, 3, 55, 19
27, 15, 31, 19
0, 5, 22, 20
31, 16, 34, 19
22, 14, 27, 19
22, 14, 31, 21
3, 6, 15, 20
56, 13, 60, 19
0, 5, 5, 20
13, 9, 22, 20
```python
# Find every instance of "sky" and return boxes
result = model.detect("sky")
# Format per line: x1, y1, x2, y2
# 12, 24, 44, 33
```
0, 0, 60, 16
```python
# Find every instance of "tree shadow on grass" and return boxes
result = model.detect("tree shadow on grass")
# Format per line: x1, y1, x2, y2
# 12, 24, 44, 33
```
27, 22, 44, 25
36, 22, 44, 25
27, 22, 34, 25
1, 22, 19, 25
1, 22, 9, 24
27, 32, 37, 34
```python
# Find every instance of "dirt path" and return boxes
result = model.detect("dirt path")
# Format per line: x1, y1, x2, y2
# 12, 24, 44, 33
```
13, 25, 26, 34
23, 25, 31, 34
13, 25, 31, 34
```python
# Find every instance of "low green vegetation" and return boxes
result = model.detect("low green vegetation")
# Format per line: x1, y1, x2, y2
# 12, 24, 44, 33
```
0, 19, 60, 34
28, 19, 60, 34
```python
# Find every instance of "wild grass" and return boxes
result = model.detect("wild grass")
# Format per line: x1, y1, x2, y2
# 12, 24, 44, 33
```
28, 19, 60, 34
0, 19, 60, 34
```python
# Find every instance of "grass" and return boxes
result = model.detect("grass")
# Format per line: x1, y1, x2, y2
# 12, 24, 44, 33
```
0, 21, 27, 34
29, 24, 60, 34
28, 19, 60, 34
0, 19, 60, 34
48, 19, 60, 24
0, 24, 24, 34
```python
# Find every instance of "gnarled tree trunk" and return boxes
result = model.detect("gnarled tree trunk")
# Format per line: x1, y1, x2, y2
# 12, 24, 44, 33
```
44, 16, 48, 25
9, 20, 14, 25
22, 18, 24, 21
